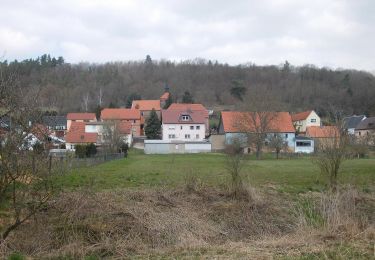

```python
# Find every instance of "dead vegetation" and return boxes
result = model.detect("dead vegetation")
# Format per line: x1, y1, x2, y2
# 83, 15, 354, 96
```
0, 183, 373, 259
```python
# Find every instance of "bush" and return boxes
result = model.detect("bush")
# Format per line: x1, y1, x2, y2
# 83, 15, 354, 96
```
86, 143, 97, 158
75, 145, 86, 158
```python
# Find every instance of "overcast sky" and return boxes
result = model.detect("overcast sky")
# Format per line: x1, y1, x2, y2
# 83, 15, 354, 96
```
1, 0, 374, 71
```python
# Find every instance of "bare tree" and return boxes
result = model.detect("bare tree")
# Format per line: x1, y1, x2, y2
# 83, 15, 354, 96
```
0, 66, 54, 245
102, 120, 129, 153
269, 134, 288, 159
313, 111, 350, 192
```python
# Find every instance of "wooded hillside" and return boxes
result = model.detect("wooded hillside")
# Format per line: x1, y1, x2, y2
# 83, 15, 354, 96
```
2, 55, 374, 116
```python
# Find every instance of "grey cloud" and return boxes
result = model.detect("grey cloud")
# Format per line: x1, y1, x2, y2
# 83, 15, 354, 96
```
0, 0, 374, 70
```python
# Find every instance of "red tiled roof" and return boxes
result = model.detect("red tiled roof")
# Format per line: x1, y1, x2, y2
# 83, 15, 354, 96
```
67, 113, 96, 121
162, 110, 206, 124
69, 121, 86, 133
131, 100, 161, 111
101, 108, 140, 120
291, 110, 312, 121
65, 121, 98, 143
221, 111, 295, 133
306, 126, 339, 138
65, 132, 98, 143
160, 92, 170, 100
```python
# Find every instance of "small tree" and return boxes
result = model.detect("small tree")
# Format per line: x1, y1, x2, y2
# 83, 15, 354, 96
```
182, 91, 194, 103
268, 134, 287, 159
313, 114, 350, 192
121, 142, 129, 158
145, 109, 161, 139
224, 138, 247, 199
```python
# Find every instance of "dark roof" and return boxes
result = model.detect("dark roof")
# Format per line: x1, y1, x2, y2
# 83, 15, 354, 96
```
295, 136, 314, 141
343, 115, 366, 129
42, 116, 67, 127
0, 116, 10, 129
355, 117, 375, 130
162, 110, 206, 124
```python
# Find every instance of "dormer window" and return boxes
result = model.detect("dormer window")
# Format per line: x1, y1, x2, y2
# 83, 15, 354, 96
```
181, 115, 190, 121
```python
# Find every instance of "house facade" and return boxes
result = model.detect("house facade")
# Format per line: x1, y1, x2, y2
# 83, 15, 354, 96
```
343, 115, 366, 134
219, 111, 296, 152
65, 121, 98, 150
161, 110, 206, 141
101, 108, 142, 137
355, 117, 375, 143
66, 113, 97, 131
42, 115, 67, 138
291, 110, 321, 133
167, 103, 209, 136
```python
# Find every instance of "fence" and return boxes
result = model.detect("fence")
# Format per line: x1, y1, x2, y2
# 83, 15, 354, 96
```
51, 153, 124, 173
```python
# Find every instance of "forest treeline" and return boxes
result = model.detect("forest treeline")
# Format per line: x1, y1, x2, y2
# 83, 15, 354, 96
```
1, 54, 375, 117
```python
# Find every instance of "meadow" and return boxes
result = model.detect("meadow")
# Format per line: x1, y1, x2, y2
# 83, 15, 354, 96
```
55, 150, 375, 194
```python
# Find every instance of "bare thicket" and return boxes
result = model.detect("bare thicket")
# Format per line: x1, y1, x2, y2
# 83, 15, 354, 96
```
0, 66, 54, 245
102, 120, 127, 153
269, 134, 288, 159
313, 109, 350, 192
224, 138, 248, 199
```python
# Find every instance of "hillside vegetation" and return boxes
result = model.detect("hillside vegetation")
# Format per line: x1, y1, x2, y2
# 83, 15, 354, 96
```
1, 55, 375, 115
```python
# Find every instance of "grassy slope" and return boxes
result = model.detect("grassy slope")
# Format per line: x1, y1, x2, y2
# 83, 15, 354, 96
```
55, 151, 375, 193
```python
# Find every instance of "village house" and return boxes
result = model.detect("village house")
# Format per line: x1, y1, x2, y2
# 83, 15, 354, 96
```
305, 125, 340, 150
343, 115, 366, 134
355, 117, 375, 142
101, 108, 142, 137
65, 121, 98, 150
161, 109, 206, 141
66, 113, 97, 131
167, 103, 209, 136
291, 110, 321, 133
42, 115, 67, 138
218, 111, 296, 152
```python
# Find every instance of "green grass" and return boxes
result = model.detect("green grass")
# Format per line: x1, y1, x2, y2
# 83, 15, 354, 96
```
54, 150, 375, 193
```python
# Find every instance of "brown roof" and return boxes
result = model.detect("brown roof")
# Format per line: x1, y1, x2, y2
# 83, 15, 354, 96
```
291, 110, 313, 121
160, 92, 170, 100
65, 121, 97, 143
67, 113, 96, 121
167, 103, 208, 118
101, 108, 140, 120
162, 110, 206, 124
355, 117, 375, 130
306, 126, 339, 138
221, 111, 295, 133
65, 132, 98, 143
131, 100, 161, 111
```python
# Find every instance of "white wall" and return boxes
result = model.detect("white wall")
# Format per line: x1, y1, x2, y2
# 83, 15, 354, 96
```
162, 123, 205, 141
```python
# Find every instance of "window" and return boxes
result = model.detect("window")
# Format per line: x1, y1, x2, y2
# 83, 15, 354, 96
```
190, 126, 194, 130
180, 126, 183, 130
311, 118, 316, 123
181, 115, 190, 121
168, 126, 175, 130
196, 134, 199, 139
133, 120, 136, 123
196, 125, 200, 130
168, 134, 175, 139
285, 134, 288, 138
296, 141, 311, 147
185, 134, 190, 139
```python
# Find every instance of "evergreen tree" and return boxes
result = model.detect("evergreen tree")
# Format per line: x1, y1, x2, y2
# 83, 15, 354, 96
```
108, 101, 118, 108
163, 93, 173, 109
145, 109, 161, 139
230, 79, 246, 101
182, 91, 194, 103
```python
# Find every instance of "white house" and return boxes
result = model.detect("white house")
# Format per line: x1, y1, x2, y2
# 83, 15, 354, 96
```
291, 110, 321, 133
294, 136, 314, 153
161, 110, 206, 141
